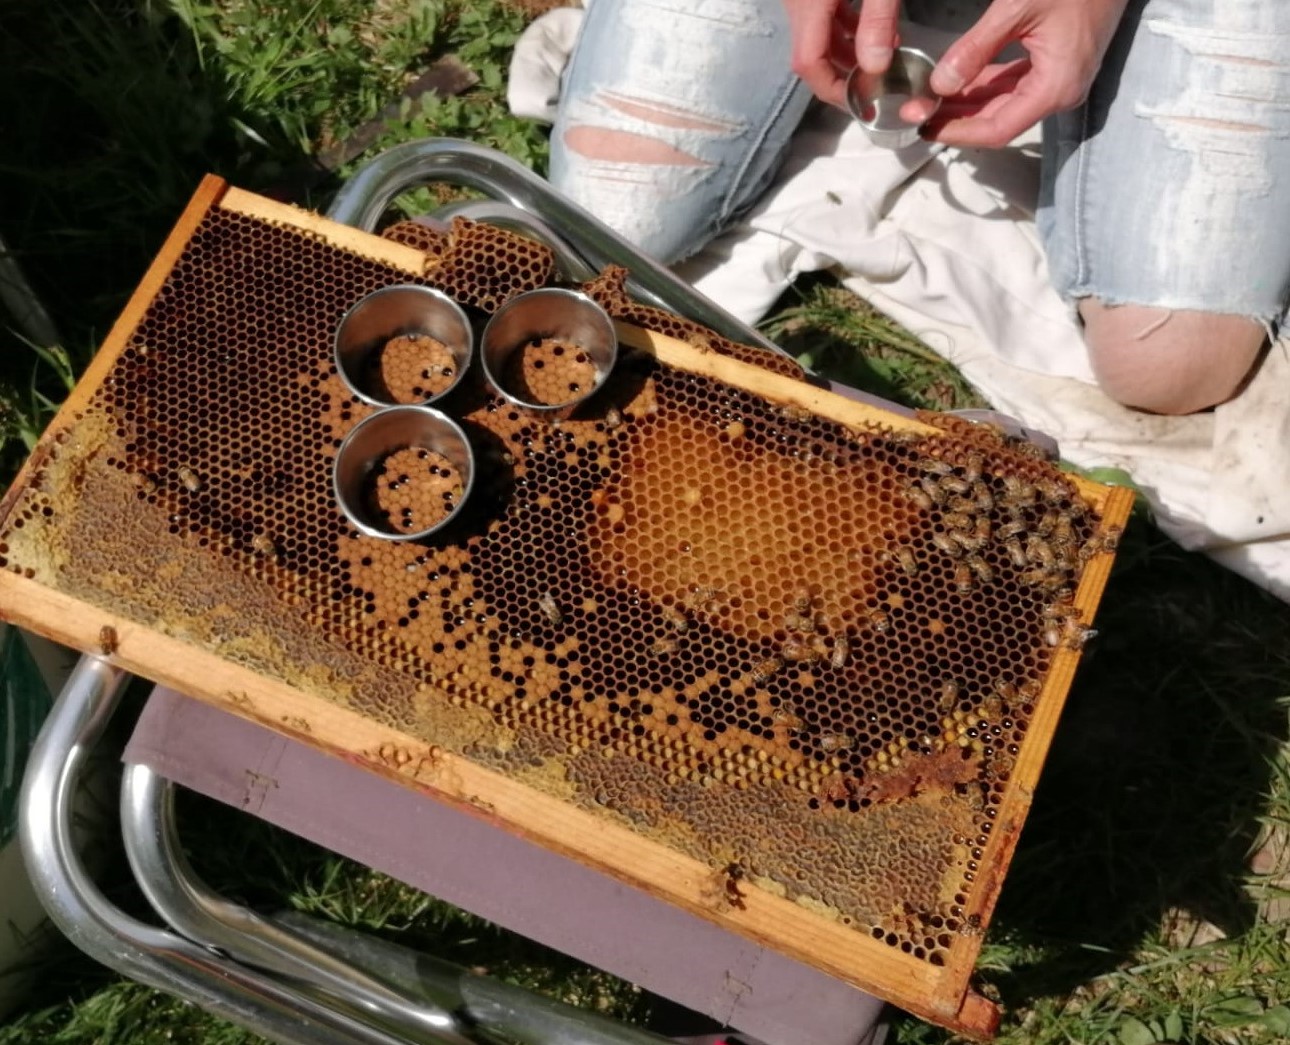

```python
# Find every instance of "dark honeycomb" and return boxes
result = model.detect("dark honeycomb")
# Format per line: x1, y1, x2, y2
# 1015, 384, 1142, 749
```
577, 265, 807, 380
0, 204, 1122, 978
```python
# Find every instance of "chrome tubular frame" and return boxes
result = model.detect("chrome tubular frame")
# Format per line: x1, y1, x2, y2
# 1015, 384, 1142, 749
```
326, 138, 787, 356
19, 657, 414, 1045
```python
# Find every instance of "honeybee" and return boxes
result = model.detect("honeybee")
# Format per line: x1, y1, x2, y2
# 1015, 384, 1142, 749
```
250, 533, 277, 557
1041, 596, 1077, 620
1101, 524, 1124, 551
1062, 620, 1099, 650
974, 517, 992, 543
662, 605, 689, 633
537, 591, 563, 626
947, 496, 979, 516
942, 511, 974, 532
952, 528, 985, 554
982, 692, 1004, 719
965, 554, 993, 583
894, 546, 919, 576
1026, 536, 1056, 569
1036, 508, 1060, 537
1036, 477, 1069, 504
831, 634, 850, 670
993, 679, 1018, 702
650, 637, 679, 656
1001, 476, 1036, 506
939, 679, 961, 712
130, 472, 157, 495
954, 562, 974, 595
939, 475, 971, 496
1042, 622, 1063, 648
818, 731, 854, 753
98, 625, 119, 657
1012, 439, 1051, 461
772, 706, 806, 732
177, 466, 202, 493
1019, 679, 1042, 701
784, 612, 817, 633
931, 532, 963, 559
972, 481, 995, 513
723, 863, 748, 909
779, 403, 814, 423
752, 656, 785, 685
1003, 538, 1027, 568
792, 588, 813, 615
1051, 542, 1076, 572
782, 638, 822, 664
867, 608, 891, 633
964, 453, 984, 483
1053, 513, 1075, 544
1020, 568, 1051, 588
998, 519, 1027, 540
919, 457, 954, 475
686, 585, 723, 613
604, 406, 624, 429
905, 483, 935, 512
919, 476, 948, 505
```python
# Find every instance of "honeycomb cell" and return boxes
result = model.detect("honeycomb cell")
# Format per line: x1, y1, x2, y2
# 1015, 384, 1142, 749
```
0, 204, 1117, 976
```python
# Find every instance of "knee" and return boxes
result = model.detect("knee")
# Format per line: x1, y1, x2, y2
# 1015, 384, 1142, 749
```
1079, 300, 1267, 415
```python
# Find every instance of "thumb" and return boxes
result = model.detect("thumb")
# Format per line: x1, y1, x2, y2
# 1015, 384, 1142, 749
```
856, 0, 902, 74
931, 3, 1020, 95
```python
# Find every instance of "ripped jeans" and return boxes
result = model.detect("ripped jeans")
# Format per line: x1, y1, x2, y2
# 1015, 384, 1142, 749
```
549, 0, 1290, 327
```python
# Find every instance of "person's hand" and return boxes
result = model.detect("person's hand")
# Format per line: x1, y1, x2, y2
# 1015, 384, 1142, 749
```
784, 0, 903, 110
926, 0, 1130, 148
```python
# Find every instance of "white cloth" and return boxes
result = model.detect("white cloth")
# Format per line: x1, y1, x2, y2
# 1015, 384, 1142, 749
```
507, 7, 586, 124
509, 14, 1290, 604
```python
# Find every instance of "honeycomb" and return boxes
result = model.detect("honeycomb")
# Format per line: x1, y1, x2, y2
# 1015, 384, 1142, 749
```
369, 448, 463, 533
372, 335, 458, 403
498, 337, 600, 406
0, 194, 1125, 1027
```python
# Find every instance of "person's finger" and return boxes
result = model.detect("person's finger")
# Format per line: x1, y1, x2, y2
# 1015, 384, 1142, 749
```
829, 16, 859, 71
855, 0, 902, 74
929, 1, 1023, 96
899, 95, 940, 124
925, 59, 1030, 118
926, 77, 1053, 147
789, 4, 849, 107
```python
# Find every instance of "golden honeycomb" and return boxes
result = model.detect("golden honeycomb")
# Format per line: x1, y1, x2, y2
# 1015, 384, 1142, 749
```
0, 194, 1124, 1014
372, 334, 458, 403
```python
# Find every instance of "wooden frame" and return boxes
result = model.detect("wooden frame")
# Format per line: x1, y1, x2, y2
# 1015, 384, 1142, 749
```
0, 178, 1135, 1038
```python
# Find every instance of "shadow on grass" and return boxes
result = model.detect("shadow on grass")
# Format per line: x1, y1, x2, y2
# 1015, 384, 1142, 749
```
0, 0, 324, 357
981, 518, 1290, 1000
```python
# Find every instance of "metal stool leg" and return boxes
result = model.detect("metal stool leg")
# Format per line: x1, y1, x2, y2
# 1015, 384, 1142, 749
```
19, 654, 421, 1045
120, 763, 668, 1045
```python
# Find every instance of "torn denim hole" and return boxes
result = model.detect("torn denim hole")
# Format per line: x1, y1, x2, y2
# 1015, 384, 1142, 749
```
1132, 19, 1290, 272
562, 85, 749, 189
598, 90, 740, 134
622, 0, 775, 37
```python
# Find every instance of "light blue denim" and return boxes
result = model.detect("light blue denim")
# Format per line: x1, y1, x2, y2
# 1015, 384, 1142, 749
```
1039, 0, 1290, 327
550, 0, 1290, 325
549, 0, 813, 264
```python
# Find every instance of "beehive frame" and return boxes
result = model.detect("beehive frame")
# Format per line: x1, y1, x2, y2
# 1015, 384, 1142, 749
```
0, 177, 1134, 1037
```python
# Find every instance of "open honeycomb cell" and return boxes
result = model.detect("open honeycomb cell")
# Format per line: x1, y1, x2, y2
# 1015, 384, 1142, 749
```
0, 195, 1123, 1018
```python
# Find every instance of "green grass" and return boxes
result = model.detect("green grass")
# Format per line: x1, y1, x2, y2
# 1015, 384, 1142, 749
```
2, 1, 1289, 1043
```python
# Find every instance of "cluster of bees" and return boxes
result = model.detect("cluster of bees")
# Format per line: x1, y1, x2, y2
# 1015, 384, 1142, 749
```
904, 451, 1117, 651
751, 586, 871, 691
